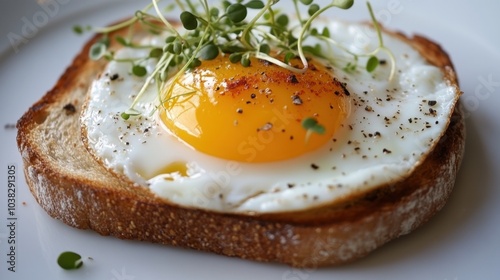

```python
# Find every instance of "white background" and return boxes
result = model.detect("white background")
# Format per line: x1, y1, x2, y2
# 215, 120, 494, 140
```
0, 0, 499, 279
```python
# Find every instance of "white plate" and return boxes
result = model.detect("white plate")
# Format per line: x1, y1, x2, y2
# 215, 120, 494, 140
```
1, 1, 499, 279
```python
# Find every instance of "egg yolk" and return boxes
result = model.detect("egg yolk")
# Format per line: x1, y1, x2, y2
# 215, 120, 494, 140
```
159, 56, 350, 162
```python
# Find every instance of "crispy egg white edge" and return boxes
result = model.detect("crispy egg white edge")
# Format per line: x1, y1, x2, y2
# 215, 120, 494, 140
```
80, 20, 459, 213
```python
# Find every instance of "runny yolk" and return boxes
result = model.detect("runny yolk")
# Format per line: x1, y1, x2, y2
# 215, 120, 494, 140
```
159, 56, 350, 163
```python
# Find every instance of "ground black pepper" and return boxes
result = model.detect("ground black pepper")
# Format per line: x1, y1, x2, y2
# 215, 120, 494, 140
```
63, 103, 76, 115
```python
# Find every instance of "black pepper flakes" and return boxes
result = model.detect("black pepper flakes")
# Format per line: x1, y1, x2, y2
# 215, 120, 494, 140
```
311, 163, 319, 170
333, 77, 350, 96
4, 124, 16, 130
287, 74, 299, 84
63, 103, 76, 115
110, 73, 119, 81
383, 148, 392, 154
291, 94, 303, 105
236, 108, 243, 114
428, 100, 437, 106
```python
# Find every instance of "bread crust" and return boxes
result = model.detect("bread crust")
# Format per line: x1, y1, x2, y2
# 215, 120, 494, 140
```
16, 23, 465, 267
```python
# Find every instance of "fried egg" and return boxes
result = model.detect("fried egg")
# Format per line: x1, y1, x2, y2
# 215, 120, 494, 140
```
81, 20, 460, 213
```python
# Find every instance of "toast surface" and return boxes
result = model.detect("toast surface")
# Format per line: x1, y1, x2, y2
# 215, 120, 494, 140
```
17, 23, 465, 267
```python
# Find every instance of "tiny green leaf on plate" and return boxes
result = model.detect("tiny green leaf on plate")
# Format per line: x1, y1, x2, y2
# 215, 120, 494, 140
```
57, 251, 83, 270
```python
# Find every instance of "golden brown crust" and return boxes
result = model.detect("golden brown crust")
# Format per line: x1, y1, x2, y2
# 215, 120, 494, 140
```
16, 23, 465, 267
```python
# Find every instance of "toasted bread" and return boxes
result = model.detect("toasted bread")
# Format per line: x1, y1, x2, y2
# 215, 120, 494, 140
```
16, 22, 465, 267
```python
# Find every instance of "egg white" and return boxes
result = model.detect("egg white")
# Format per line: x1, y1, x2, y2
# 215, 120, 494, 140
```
81, 20, 459, 213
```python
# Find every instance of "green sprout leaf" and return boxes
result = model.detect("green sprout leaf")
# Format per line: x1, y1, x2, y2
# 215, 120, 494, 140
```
189, 58, 202, 68
165, 36, 176, 44
259, 44, 271, 54
210, 7, 220, 18
336, 0, 354, 9
276, 14, 289, 27
72, 25, 84, 35
302, 117, 325, 134
322, 27, 330, 38
229, 53, 242, 63
241, 55, 251, 67
308, 4, 320, 16
366, 56, 379, 72
246, 0, 265, 9
284, 52, 295, 64
302, 117, 325, 143
226, 3, 247, 23
89, 42, 106, 60
149, 48, 163, 58
121, 112, 131, 120
180, 11, 198, 30
57, 251, 83, 270
132, 65, 147, 77
199, 44, 219, 60
73, 25, 91, 35
302, 44, 322, 57
344, 61, 357, 72
172, 42, 183, 55
121, 108, 141, 120
115, 36, 129, 46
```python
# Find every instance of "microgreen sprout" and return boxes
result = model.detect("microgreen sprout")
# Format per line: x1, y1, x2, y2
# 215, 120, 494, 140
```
72, 25, 91, 35
302, 117, 326, 142
57, 251, 83, 270
86, 0, 396, 130
365, 1, 396, 81
366, 55, 379, 72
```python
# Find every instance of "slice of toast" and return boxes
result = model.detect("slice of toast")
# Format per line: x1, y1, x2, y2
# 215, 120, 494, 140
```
16, 23, 465, 267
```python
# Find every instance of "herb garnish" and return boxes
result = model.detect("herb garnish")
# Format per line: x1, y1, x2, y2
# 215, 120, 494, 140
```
57, 251, 83, 270
79, 0, 395, 136
302, 117, 326, 142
